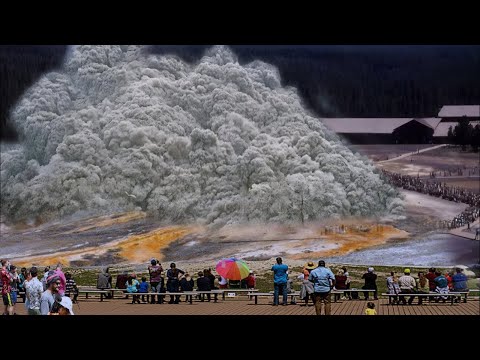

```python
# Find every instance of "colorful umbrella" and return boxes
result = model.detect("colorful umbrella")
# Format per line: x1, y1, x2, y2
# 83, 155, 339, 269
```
215, 258, 250, 280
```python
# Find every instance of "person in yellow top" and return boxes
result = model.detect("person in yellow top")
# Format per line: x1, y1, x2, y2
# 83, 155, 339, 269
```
365, 301, 377, 315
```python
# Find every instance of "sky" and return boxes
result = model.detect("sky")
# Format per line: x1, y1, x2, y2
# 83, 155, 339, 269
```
1, 44, 479, 143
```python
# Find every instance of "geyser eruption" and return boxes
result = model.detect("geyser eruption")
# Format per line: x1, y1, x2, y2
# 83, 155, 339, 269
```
1, 45, 404, 226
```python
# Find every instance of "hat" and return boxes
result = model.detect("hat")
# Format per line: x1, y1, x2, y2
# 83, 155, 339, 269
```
249, 270, 254, 274
318, 260, 326, 267
368, 267, 374, 273
58, 296, 74, 315
305, 262, 316, 270
404, 268, 411, 274
46, 271, 60, 286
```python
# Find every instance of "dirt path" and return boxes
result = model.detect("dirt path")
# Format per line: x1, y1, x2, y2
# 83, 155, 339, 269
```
378, 144, 447, 163
449, 218, 480, 241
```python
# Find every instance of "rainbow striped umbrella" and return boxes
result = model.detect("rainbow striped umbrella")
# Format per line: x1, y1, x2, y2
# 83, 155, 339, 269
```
215, 258, 250, 280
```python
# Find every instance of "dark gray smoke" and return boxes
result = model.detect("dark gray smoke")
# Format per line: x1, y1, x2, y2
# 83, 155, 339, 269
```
1, 45, 404, 226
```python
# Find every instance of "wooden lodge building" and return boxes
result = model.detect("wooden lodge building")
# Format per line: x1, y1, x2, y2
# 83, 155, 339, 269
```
321, 105, 480, 144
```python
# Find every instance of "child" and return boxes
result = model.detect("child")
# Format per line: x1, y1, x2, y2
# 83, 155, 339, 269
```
365, 301, 376, 315
139, 276, 149, 303
126, 275, 140, 304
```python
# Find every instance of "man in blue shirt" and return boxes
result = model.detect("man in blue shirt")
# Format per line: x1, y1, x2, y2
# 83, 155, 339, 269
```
308, 260, 335, 315
271, 257, 288, 306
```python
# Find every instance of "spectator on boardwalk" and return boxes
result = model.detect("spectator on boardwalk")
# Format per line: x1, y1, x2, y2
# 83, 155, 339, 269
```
398, 268, 416, 305
299, 265, 315, 306
40, 272, 60, 315
166, 262, 185, 304
54, 264, 67, 296
271, 257, 289, 306
126, 275, 141, 304
245, 270, 256, 289
139, 276, 149, 303
41, 266, 50, 291
56, 296, 74, 315
445, 271, 454, 291
8, 265, 19, 315
452, 267, 469, 299
180, 273, 194, 303
1, 260, 14, 315
24, 267, 43, 315
334, 269, 348, 302
218, 276, 228, 289
204, 268, 216, 290
97, 267, 113, 298
116, 270, 129, 290
415, 272, 429, 305
386, 272, 401, 304
425, 268, 437, 295
342, 266, 351, 299
148, 259, 164, 304
433, 271, 449, 302
361, 267, 378, 300
308, 260, 335, 315
64, 272, 78, 304
49, 294, 74, 315
364, 301, 377, 315
18, 267, 28, 303
196, 271, 212, 302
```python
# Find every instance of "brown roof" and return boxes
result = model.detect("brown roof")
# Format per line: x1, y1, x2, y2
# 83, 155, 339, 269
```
438, 105, 480, 118
320, 118, 441, 134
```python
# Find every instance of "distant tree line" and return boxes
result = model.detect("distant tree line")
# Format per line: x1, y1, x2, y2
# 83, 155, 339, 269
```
447, 119, 480, 151
2, 45, 480, 141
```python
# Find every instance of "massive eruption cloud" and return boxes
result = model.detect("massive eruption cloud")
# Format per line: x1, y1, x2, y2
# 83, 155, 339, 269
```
1, 45, 404, 227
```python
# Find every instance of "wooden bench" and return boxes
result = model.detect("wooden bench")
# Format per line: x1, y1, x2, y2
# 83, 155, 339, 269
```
155, 290, 224, 304
381, 292, 470, 305
331, 289, 378, 302
77, 289, 110, 301
220, 288, 259, 300
249, 291, 300, 305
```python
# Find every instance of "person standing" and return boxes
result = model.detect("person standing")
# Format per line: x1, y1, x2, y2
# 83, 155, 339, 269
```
96, 267, 113, 298
148, 259, 163, 304
40, 273, 60, 315
24, 267, 43, 315
1, 260, 14, 315
361, 267, 378, 300
166, 262, 184, 304
271, 257, 288, 306
308, 260, 335, 315
398, 268, 416, 305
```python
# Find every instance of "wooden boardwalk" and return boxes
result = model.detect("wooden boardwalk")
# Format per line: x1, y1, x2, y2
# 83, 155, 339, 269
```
14, 296, 480, 315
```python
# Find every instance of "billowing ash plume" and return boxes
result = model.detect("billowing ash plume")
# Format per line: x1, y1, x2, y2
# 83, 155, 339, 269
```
1, 45, 404, 226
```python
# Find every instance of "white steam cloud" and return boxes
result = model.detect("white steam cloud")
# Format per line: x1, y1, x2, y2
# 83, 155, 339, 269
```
1, 45, 404, 226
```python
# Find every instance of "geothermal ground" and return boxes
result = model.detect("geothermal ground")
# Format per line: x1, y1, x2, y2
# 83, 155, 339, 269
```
2, 187, 476, 269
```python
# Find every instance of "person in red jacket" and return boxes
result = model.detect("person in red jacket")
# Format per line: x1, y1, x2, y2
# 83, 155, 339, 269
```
245, 271, 256, 289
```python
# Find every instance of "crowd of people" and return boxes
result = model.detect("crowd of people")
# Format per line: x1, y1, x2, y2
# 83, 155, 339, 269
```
1, 259, 75, 315
382, 170, 480, 229
1, 255, 472, 316
94, 259, 257, 305
272, 259, 471, 316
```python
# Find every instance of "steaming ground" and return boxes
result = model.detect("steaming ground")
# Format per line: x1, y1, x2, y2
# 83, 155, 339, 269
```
1, 45, 402, 227
2, 189, 474, 268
